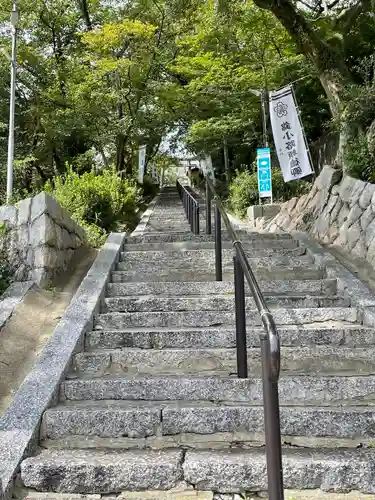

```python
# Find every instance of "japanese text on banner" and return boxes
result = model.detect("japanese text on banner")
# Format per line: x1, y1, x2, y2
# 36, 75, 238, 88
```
269, 85, 313, 182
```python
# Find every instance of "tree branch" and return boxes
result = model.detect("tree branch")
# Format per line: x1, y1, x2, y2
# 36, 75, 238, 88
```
76, 0, 92, 30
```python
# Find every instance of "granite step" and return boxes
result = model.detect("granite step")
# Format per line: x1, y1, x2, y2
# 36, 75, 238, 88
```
41, 400, 375, 442
72, 346, 375, 377
116, 255, 313, 272
111, 265, 326, 283
143, 225, 192, 233
127, 231, 292, 244
21, 449, 183, 493
94, 307, 359, 330
121, 246, 305, 259
123, 239, 300, 251
85, 325, 375, 350
20, 447, 375, 494
103, 295, 348, 313
106, 279, 338, 298
60, 374, 375, 405
16, 492, 216, 500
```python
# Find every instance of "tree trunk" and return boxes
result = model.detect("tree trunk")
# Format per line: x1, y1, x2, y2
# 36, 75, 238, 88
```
76, 0, 92, 30
253, 0, 352, 168
116, 135, 126, 174
319, 70, 348, 166
116, 102, 126, 173
52, 147, 65, 175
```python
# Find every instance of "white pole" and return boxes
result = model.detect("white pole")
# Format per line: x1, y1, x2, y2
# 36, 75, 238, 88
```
6, 4, 19, 203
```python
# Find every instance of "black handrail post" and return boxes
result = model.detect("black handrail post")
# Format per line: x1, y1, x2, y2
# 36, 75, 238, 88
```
215, 205, 222, 281
192, 202, 196, 234
206, 180, 212, 235
204, 174, 283, 496
189, 198, 193, 232
196, 204, 200, 235
261, 336, 284, 500
234, 254, 248, 378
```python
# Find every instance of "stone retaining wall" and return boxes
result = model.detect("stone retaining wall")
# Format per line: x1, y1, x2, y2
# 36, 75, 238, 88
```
0, 192, 87, 286
262, 166, 375, 265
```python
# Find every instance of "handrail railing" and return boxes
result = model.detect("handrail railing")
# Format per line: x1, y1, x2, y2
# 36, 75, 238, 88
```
205, 175, 284, 500
176, 180, 200, 234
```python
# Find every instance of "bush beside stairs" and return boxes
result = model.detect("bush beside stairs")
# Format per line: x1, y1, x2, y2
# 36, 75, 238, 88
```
18, 186, 375, 498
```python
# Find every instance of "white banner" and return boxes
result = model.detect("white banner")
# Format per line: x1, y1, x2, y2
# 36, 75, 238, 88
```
138, 145, 147, 184
269, 85, 313, 182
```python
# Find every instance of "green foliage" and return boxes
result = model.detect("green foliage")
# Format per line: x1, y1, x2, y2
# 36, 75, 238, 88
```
0, 251, 12, 295
341, 59, 375, 181
228, 170, 310, 218
45, 168, 142, 247
0, 0, 373, 200
141, 175, 159, 200
0, 223, 12, 294
344, 133, 375, 182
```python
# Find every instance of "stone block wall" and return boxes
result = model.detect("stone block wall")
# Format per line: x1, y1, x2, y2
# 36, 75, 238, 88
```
0, 192, 87, 286
261, 166, 375, 264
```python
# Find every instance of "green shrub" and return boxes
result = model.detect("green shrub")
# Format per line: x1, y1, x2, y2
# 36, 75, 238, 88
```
141, 175, 159, 200
228, 170, 259, 218
0, 251, 12, 295
228, 169, 310, 218
344, 133, 375, 182
0, 223, 13, 295
45, 168, 142, 247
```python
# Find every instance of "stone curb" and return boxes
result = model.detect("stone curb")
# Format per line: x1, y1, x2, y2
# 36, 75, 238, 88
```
0, 232, 126, 500
0, 282, 34, 330
131, 195, 160, 237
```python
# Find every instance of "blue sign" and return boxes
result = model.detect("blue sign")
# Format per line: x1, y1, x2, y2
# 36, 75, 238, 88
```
257, 148, 272, 198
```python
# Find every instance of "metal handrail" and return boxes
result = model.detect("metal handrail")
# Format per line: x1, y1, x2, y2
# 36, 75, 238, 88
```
207, 179, 280, 382
177, 179, 199, 205
176, 179, 200, 234
205, 175, 284, 500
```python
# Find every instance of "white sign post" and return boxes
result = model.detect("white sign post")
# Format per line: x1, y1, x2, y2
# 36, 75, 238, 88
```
138, 145, 147, 184
269, 85, 313, 182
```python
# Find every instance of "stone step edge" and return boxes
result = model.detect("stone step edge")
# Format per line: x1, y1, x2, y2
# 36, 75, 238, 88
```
43, 400, 375, 440
94, 308, 360, 328
87, 324, 371, 333
20, 447, 375, 494
111, 264, 326, 272
85, 325, 374, 349
76, 345, 375, 355
106, 278, 337, 294
104, 294, 341, 301
59, 374, 375, 405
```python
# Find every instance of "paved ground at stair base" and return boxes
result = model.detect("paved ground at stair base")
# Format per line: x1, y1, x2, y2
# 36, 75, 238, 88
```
0, 248, 96, 415
0, 282, 33, 329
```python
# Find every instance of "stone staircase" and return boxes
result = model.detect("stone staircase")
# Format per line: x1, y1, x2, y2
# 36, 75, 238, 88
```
19, 187, 375, 497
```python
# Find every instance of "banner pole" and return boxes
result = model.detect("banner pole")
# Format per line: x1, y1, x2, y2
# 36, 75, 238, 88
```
290, 84, 315, 178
